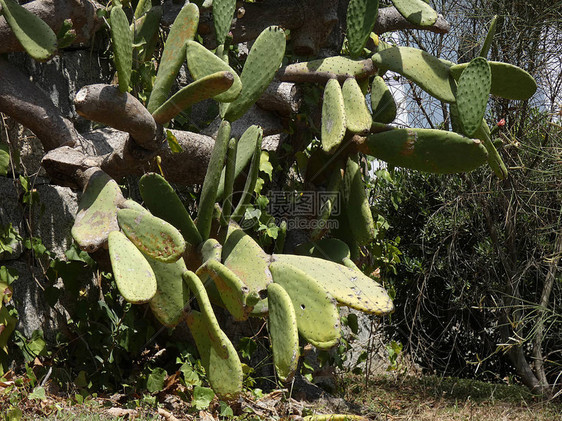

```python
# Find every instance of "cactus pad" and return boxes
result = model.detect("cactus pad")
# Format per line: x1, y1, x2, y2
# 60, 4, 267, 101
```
139, 173, 202, 246
197, 120, 231, 241
346, 0, 379, 57
147, 256, 190, 327
479, 15, 497, 58
223, 26, 286, 122
267, 283, 300, 383
72, 171, 122, 252
222, 224, 273, 297
272, 254, 394, 316
117, 208, 186, 263
146, 3, 199, 113
449, 61, 536, 101
110, 5, 133, 92
322, 79, 347, 154
280, 56, 376, 83
295, 238, 351, 264
217, 125, 261, 200
120, 199, 150, 214
186, 41, 242, 103
197, 259, 259, 321
152, 71, 235, 124
370, 75, 397, 124
133, 5, 162, 63
391, 0, 438, 26
456, 57, 491, 136
212, 0, 236, 46
372, 46, 456, 103
342, 78, 372, 133
0, 0, 57, 61
342, 154, 376, 245
365, 128, 488, 173
108, 231, 157, 304
182, 271, 229, 358
270, 260, 340, 349
186, 310, 243, 399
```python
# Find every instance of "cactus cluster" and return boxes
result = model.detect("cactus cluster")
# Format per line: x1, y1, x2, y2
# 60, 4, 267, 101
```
64, 0, 538, 403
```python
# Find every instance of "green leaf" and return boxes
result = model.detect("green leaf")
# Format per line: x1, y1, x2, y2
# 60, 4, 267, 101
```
147, 367, 167, 393
28, 386, 46, 401
259, 151, 273, 181
179, 362, 201, 386
347, 313, 359, 334
6, 407, 23, 421
166, 130, 183, 153
219, 401, 234, 417
192, 386, 215, 410
0, 143, 10, 176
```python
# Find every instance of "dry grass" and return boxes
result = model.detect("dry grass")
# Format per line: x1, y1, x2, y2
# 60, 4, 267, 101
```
339, 374, 562, 420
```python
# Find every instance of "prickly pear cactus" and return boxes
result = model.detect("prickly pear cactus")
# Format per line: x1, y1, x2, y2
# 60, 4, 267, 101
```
117, 208, 186, 263
370, 75, 397, 124
372, 46, 457, 103
108, 231, 157, 304
212, 0, 236, 46
270, 260, 341, 349
223, 26, 286, 122
322, 78, 347, 153
456, 57, 491, 137
267, 283, 300, 383
109, 4, 133, 92
0, 0, 57, 61
346, 0, 379, 57
449, 61, 536, 100
342, 78, 372, 133
365, 128, 488, 173
186, 40, 242, 103
391, 0, 438, 26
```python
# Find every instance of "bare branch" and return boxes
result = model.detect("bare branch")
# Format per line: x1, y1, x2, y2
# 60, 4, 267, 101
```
74, 84, 164, 151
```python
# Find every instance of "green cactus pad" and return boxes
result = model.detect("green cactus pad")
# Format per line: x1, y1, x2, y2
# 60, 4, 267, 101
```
449, 61, 536, 101
332, 207, 360, 261
223, 26, 286, 122
197, 120, 231, 241
270, 260, 340, 349
346, 0, 379, 57
213, 0, 236, 45
322, 79, 347, 154
311, 162, 344, 240
186, 310, 243, 399
220, 138, 237, 225
133, 6, 162, 63
108, 231, 157, 304
391, 0, 438, 26
200, 238, 222, 263
72, 171, 122, 253
217, 125, 261, 200
371, 75, 397, 124
146, 3, 199, 113
222, 224, 273, 297
273, 254, 394, 316
197, 259, 259, 321
231, 127, 263, 220
372, 46, 457, 103
473, 120, 508, 179
182, 271, 229, 358
134, 0, 152, 19
152, 71, 235, 124
0, 0, 57, 61
186, 41, 242, 103
342, 78, 372, 133
343, 154, 376, 245
117, 208, 186, 263
281, 56, 376, 83
365, 128, 488, 173
295, 238, 351, 264
120, 199, 150, 214
147, 256, 190, 327
456, 57, 491, 137
139, 173, 202, 246
479, 15, 497, 58
267, 283, 300, 383
110, 5, 133, 92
